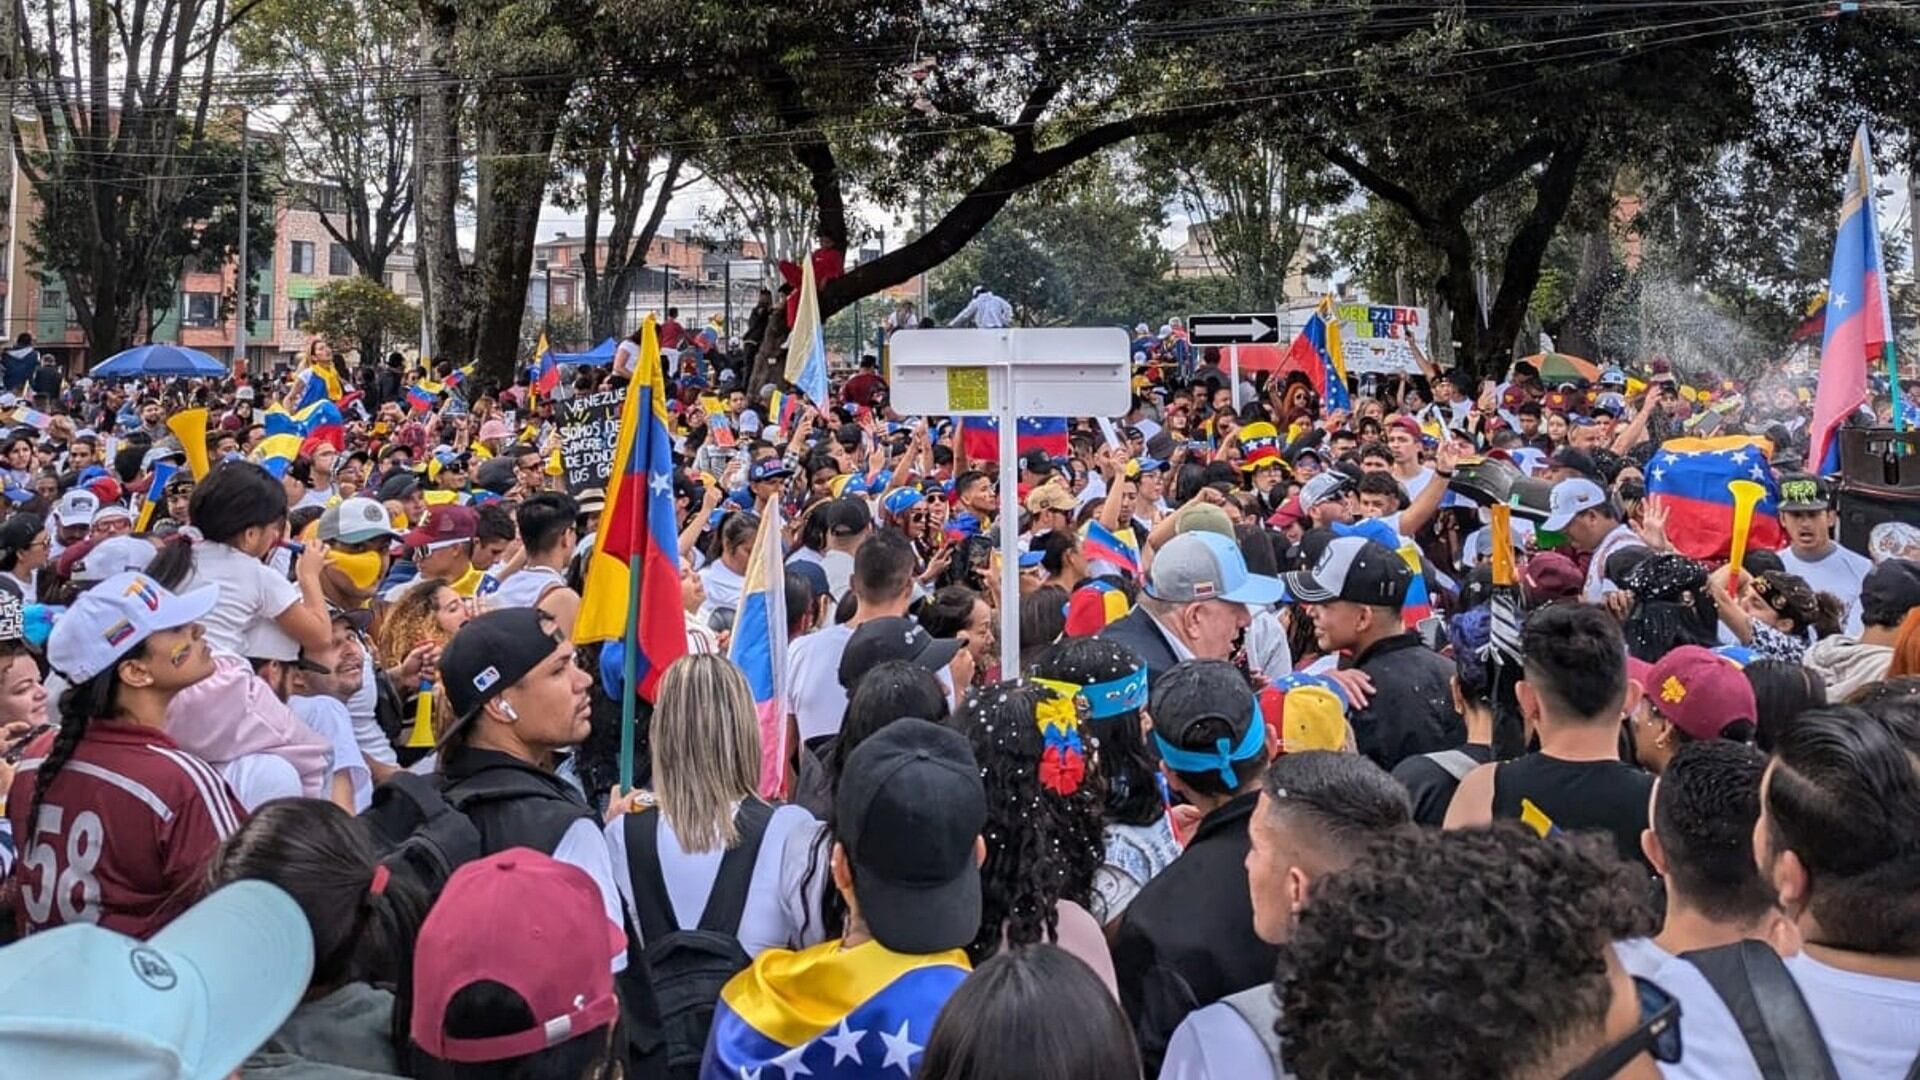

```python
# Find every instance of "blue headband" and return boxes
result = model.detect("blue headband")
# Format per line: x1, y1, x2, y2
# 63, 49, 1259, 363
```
1153, 706, 1266, 788
1079, 667, 1149, 719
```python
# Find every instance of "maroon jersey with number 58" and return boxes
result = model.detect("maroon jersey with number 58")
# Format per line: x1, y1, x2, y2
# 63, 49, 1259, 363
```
6, 720, 246, 939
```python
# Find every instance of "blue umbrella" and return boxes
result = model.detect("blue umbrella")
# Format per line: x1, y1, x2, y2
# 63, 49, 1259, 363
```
90, 343, 227, 379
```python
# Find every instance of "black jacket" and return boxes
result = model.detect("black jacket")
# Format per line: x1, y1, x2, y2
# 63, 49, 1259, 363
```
1096, 607, 1182, 684
1343, 631, 1466, 771
438, 746, 595, 857
1110, 791, 1275, 1076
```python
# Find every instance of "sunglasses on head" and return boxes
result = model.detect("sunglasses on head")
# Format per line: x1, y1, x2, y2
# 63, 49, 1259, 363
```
1560, 976, 1681, 1080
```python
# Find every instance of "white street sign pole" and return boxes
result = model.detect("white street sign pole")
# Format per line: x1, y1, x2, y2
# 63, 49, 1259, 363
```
995, 365, 1019, 679
1230, 342, 1241, 410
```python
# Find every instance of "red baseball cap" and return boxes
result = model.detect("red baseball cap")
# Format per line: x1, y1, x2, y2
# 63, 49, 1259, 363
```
1644, 645, 1756, 741
1386, 415, 1422, 438
410, 849, 625, 1063
401, 504, 477, 548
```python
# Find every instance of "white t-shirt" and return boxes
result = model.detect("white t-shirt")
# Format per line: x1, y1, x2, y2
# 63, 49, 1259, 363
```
820, 550, 855, 606
348, 645, 397, 768
1781, 543, 1872, 636
219, 753, 305, 811
1585, 523, 1642, 602
613, 339, 641, 378
700, 559, 746, 616
787, 624, 855, 743
1400, 466, 1436, 504
604, 803, 826, 958
485, 564, 568, 612
1159, 997, 1280, 1080
183, 540, 303, 660
1650, 949, 1920, 1079
292, 694, 373, 812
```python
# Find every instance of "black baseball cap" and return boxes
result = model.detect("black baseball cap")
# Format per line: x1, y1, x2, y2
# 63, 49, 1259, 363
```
835, 718, 987, 954
1282, 535, 1411, 608
824, 497, 871, 538
377, 472, 422, 502
437, 608, 564, 744
1020, 448, 1055, 476
1776, 473, 1833, 512
1148, 659, 1258, 749
1862, 558, 1920, 628
837, 616, 963, 690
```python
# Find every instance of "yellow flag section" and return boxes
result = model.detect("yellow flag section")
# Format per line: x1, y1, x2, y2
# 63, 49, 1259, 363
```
574, 317, 660, 644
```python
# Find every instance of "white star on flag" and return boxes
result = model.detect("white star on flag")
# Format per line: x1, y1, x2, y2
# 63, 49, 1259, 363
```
1831, 291, 1848, 311
1749, 465, 1768, 480
880, 1020, 922, 1075
1652, 467, 1665, 482
769, 1043, 813, 1078
1661, 453, 1679, 465
649, 470, 672, 496
821, 1020, 866, 1066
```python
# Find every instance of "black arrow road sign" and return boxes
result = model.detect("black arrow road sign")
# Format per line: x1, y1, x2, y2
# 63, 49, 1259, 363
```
1187, 313, 1280, 345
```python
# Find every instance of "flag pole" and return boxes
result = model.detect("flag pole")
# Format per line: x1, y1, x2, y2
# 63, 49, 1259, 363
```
618, 555, 640, 795
1886, 339, 1904, 432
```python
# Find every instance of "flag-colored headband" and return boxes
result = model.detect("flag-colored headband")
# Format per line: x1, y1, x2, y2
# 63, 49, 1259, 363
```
1153, 705, 1266, 788
1033, 667, 1148, 721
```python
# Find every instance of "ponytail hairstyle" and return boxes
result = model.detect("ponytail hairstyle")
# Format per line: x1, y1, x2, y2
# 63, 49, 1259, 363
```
206, 798, 429, 1054
1752, 571, 1844, 639
0, 511, 43, 573
145, 459, 290, 589
24, 656, 130, 835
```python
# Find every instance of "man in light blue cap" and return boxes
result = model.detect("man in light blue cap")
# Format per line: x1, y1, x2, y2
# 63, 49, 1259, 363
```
0, 880, 314, 1078
1096, 530, 1284, 680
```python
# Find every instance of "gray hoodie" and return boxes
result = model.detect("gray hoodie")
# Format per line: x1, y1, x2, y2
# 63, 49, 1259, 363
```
243, 982, 403, 1079
1804, 635, 1893, 704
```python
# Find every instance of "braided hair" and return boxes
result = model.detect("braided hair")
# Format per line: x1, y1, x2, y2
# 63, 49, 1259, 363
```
957, 680, 1106, 965
24, 663, 123, 835
1030, 637, 1159, 827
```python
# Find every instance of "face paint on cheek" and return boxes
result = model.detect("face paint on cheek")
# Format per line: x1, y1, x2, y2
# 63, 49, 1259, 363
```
168, 641, 193, 667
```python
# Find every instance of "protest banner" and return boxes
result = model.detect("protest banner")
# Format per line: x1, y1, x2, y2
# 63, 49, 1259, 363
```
557, 386, 627, 495
1333, 303, 1428, 375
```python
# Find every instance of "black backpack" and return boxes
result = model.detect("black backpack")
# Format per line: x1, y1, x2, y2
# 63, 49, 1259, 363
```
624, 800, 774, 1077
359, 771, 485, 900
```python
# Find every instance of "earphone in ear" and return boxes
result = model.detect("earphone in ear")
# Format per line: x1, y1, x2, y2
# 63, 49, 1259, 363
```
500, 700, 519, 720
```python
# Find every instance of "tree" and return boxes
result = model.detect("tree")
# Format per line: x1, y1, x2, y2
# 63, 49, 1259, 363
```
233, 0, 416, 280
308, 277, 419, 368
929, 163, 1185, 328
11, 0, 271, 356
1141, 122, 1347, 310
413, 0, 591, 383
519, 307, 588, 360
626, 0, 1233, 324
550, 80, 698, 343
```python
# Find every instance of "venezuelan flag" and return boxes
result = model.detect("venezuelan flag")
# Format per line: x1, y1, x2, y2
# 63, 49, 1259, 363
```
728, 502, 789, 797
1280, 296, 1350, 412
703, 939, 968, 1080
407, 379, 443, 414
574, 318, 685, 701
768, 390, 801, 434
256, 400, 345, 479
293, 363, 342, 409
531, 332, 560, 397
1808, 124, 1894, 473
959, 416, 1067, 463
1081, 520, 1140, 578
784, 254, 829, 404
444, 362, 475, 390
134, 461, 179, 532
1645, 436, 1784, 561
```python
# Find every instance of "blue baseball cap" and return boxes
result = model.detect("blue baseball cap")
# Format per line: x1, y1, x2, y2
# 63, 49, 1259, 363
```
1144, 531, 1285, 606
1134, 456, 1168, 474
1018, 550, 1045, 569
0, 881, 313, 1078
882, 488, 925, 519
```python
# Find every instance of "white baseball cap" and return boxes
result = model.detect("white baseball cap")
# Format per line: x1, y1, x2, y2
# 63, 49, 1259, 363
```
1298, 471, 1355, 511
316, 497, 400, 544
52, 489, 100, 528
47, 571, 217, 683
1542, 477, 1610, 532
1144, 531, 1285, 606
70, 535, 157, 585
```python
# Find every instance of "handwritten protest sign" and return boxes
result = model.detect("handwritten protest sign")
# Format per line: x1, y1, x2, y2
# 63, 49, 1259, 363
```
1334, 304, 1429, 375
557, 386, 626, 495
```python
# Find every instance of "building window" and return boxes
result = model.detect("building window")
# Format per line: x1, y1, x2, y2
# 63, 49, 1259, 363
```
555, 283, 570, 307
288, 296, 313, 330
184, 291, 219, 327
40, 286, 61, 312
251, 291, 271, 325
290, 241, 315, 275
329, 243, 353, 276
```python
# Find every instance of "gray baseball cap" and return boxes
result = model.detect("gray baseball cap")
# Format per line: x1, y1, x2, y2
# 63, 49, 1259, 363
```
1144, 532, 1285, 606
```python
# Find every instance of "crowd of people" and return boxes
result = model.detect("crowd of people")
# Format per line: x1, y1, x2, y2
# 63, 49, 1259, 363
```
0, 312, 1916, 1080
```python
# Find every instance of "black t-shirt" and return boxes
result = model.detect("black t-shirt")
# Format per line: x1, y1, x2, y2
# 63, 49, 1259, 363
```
1492, 752, 1654, 868
1391, 743, 1495, 826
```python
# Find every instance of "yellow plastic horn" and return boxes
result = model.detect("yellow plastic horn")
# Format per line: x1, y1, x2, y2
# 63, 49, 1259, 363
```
1489, 501, 1517, 589
166, 407, 212, 480
1725, 479, 1768, 591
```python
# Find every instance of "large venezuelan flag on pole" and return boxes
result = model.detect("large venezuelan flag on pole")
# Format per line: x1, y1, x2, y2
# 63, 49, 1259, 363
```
703, 939, 969, 1080
574, 317, 685, 701
1647, 436, 1785, 561
1807, 124, 1894, 473
729, 501, 789, 798
784, 254, 830, 405
1280, 296, 1350, 412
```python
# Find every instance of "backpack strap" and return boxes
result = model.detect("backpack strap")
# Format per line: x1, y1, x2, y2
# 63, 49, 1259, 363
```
1682, 940, 1842, 1080
625, 806, 682, 944
1424, 749, 1479, 782
1219, 985, 1286, 1077
695, 800, 776, 935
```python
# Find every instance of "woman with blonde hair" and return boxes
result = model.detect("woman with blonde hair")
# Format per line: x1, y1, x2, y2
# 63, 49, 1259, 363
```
604, 652, 824, 969
374, 577, 468, 673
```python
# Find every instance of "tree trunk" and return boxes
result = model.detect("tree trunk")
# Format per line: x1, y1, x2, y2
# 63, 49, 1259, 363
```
413, 2, 474, 366
469, 83, 571, 387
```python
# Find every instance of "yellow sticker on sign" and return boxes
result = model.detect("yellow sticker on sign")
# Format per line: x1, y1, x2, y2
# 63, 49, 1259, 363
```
947, 366, 989, 411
